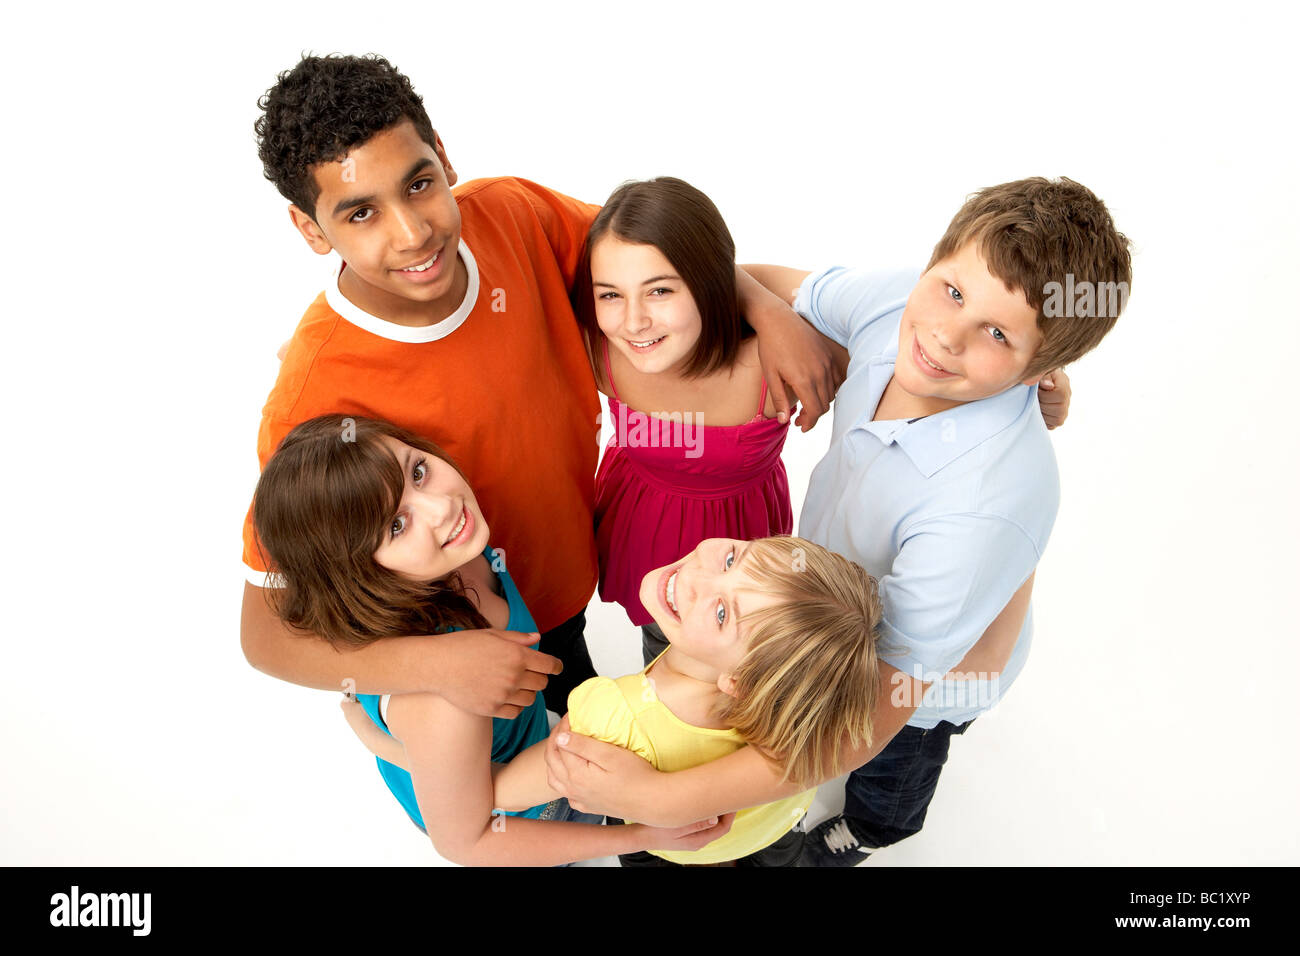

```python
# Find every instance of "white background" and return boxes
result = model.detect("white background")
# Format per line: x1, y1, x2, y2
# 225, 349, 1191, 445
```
2, 0, 1297, 866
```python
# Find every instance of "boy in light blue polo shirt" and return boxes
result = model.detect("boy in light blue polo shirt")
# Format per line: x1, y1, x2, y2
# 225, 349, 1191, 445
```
753, 177, 1132, 865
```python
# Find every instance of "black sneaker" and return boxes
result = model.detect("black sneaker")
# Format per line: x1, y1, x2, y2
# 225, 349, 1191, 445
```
799, 814, 875, 867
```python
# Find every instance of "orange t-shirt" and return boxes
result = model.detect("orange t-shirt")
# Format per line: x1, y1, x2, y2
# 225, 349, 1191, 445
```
242, 177, 601, 632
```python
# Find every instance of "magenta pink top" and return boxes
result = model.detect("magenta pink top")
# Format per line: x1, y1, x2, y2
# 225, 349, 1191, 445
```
595, 338, 793, 626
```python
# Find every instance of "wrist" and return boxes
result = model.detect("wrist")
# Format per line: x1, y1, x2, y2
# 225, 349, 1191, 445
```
622, 822, 662, 853
736, 267, 782, 328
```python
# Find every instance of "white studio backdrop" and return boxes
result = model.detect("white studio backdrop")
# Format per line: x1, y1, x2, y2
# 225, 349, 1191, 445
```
1, 0, 1296, 865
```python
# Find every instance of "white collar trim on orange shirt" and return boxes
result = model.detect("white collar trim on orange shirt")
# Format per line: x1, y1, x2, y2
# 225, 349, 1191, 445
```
324, 238, 480, 344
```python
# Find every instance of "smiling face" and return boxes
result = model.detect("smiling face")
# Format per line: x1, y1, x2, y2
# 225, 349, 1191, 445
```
591, 235, 704, 376
288, 119, 467, 326
893, 241, 1043, 417
371, 436, 489, 582
639, 538, 781, 679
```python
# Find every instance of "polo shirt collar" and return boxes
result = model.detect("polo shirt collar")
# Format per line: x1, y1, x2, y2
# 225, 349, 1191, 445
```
856, 319, 1035, 478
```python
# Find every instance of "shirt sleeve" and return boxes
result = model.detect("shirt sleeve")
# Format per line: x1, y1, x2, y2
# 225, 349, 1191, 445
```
241, 412, 296, 586
510, 178, 601, 292
566, 677, 655, 764
793, 266, 919, 353
877, 513, 1042, 680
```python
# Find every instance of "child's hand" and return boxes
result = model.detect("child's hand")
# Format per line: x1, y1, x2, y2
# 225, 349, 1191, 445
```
641, 813, 736, 853
340, 697, 410, 769
736, 268, 844, 431
434, 629, 563, 719
755, 311, 843, 432
545, 716, 658, 819
1037, 367, 1072, 430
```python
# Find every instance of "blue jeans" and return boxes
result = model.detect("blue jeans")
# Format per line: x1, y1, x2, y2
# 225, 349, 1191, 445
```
843, 719, 974, 849
536, 798, 605, 867
538, 796, 604, 827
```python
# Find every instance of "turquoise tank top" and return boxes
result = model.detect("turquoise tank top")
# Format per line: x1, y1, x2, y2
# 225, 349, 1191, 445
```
356, 546, 551, 829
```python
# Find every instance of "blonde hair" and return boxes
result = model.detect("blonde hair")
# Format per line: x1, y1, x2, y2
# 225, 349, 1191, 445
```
716, 536, 882, 788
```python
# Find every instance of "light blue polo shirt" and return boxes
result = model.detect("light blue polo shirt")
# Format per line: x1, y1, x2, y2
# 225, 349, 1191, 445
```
795, 267, 1059, 729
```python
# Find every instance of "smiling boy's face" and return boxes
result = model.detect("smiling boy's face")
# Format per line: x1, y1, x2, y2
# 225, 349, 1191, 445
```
288, 119, 468, 326
893, 241, 1043, 416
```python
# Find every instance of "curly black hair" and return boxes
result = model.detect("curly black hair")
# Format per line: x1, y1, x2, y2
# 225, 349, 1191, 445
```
254, 53, 438, 220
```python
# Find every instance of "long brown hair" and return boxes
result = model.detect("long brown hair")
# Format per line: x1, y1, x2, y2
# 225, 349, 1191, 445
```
573, 177, 751, 380
252, 414, 489, 646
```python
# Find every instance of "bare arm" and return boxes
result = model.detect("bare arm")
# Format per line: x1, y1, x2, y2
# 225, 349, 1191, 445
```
491, 739, 562, 812
945, 573, 1034, 678
341, 696, 570, 813
735, 265, 843, 431
741, 264, 812, 306
386, 693, 731, 866
240, 581, 560, 718
548, 663, 926, 827
548, 571, 1036, 827
340, 697, 410, 767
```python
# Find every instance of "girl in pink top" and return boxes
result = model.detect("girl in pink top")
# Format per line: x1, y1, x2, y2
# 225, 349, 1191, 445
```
573, 178, 794, 664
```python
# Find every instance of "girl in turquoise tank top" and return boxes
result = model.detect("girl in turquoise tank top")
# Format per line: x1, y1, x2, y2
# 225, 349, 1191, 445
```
252, 414, 728, 865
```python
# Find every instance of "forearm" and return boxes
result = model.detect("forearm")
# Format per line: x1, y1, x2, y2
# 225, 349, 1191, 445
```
444, 816, 657, 868
945, 573, 1035, 679
244, 622, 443, 696
740, 264, 812, 307
597, 667, 918, 827
492, 741, 563, 812
242, 582, 428, 693
624, 745, 801, 828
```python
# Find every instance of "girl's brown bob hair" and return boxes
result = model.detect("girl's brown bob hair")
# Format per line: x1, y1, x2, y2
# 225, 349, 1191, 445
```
252, 414, 488, 646
573, 177, 751, 380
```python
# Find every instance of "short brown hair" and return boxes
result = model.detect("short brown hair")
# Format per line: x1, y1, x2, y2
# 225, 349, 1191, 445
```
717, 536, 883, 788
252, 415, 488, 646
573, 177, 749, 379
928, 177, 1132, 377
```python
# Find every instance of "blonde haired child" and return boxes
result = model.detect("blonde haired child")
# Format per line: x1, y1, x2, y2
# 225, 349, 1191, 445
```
349, 534, 884, 865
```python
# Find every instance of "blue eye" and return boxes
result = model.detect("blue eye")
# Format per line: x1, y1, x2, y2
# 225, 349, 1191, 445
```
716, 602, 726, 627
724, 550, 735, 570
989, 327, 1007, 343
947, 285, 963, 304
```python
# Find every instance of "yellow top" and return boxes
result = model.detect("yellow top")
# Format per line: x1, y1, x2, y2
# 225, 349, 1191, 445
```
567, 668, 814, 864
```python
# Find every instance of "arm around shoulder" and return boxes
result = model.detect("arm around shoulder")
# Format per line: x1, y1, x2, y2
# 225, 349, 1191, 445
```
550, 664, 923, 826
240, 581, 560, 716
390, 694, 725, 866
